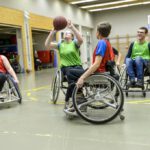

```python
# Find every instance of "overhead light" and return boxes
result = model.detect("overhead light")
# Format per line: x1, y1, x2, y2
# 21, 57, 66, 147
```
89, 1, 150, 12
71, 0, 99, 5
81, 0, 137, 9
143, 1, 150, 4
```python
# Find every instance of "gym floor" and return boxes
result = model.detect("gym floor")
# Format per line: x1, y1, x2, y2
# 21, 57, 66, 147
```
0, 69, 150, 150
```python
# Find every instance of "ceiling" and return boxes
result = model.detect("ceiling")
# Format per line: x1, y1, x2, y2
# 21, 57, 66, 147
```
62, 0, 150, 12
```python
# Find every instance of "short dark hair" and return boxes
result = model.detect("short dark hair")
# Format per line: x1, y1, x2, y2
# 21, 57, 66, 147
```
139, 26, 148, 34
97, 22, 111, 37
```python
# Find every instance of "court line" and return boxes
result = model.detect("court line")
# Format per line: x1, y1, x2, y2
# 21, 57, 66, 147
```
29, 97, 38, 101
27, 92, 31, 96
24, 85, 50, 92
126, 99, 150, 104
23, 85, 150, 104
0, 130, 150, 147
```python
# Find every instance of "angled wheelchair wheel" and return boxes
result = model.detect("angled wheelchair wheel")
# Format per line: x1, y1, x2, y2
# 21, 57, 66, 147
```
119, 65, 128, 89
0, 75, 22, 104
8, 76, 22, 103
72, 73, 124, 124
142, 87, 146, 97
50, 70, 61, 104
85, 84, 109, 110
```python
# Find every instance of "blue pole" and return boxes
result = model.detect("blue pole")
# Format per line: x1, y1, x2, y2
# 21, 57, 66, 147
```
53, 50, 58, 68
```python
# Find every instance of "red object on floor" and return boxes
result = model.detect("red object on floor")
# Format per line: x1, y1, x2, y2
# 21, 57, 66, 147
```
37, 50, 50, 63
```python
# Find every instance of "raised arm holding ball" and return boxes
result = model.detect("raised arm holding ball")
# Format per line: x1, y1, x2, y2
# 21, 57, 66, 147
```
45, 16, 83, 106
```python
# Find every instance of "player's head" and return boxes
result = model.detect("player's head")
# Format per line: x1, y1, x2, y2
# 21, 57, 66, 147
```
137, 26, 148, 41
64, 30, 74, 41
97, 22, 111, 39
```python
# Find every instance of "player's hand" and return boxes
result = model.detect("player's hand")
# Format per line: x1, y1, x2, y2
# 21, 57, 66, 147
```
67, 19, 73, 29
116, 62, 120, 67
15, 79, 19, 84
76, 77, 84, 88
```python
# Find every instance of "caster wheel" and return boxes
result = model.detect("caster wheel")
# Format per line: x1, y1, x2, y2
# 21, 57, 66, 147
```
126, 92, 128, 97
120, 115, 125, 121
121, 108, 124, 112
66, 114, 74, 120
143, 92, 146, 97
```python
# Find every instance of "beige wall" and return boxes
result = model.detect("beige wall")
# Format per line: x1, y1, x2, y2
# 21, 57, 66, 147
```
92, 4, 150, 62
0, 0, 93, 28
92, 5, 150, 37
1, 1, 149, 65
0, 0, 94, 70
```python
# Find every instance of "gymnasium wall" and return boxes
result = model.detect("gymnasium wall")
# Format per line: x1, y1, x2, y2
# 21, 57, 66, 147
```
92, 4, 150, 63
0, 0, 93, 28
32, 33, 49, 51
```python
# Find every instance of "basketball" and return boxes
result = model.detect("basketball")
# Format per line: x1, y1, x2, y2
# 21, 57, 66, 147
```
53, 16, 67, 30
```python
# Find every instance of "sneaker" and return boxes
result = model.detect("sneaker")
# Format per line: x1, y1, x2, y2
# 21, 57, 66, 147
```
0, 93, 6, 102
64, 101, 69, 109
136, 79, 143, 88
64, 107, 77, 116
64, 100, 74, 112
127, 78, 135, 87
64, 104, 76, 116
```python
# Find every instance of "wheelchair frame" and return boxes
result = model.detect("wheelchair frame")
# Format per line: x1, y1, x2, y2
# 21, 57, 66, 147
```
65, 73, 125, 124
51, 68, 125, 124
119, 64, 150, 97
0, 75, 22, 104
50, 69, 68, 104
50, 62, 89, 104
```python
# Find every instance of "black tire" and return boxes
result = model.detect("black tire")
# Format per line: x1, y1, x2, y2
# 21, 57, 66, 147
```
119, 66, 128, 89
72, 73, 124, 124
51, 70, 60, 104
7, 76, 22, 104
143, 92, 146, 97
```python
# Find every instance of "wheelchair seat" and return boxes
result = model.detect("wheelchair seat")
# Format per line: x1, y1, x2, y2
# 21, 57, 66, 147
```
144, 67, 150, 77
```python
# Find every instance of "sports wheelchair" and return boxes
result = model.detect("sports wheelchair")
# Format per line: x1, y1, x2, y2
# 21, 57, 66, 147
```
50, 62, 89, 104
65, 73, 125, 124
0, 74, 22, 104
50, 69, 68, 104
119, 64, 150, 97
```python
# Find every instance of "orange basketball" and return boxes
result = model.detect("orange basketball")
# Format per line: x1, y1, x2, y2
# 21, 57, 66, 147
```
53, 16, 67, 30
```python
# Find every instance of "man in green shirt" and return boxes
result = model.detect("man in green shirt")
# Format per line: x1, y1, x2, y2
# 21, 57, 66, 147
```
45, 19, 83, 105
125, 27, 150, 87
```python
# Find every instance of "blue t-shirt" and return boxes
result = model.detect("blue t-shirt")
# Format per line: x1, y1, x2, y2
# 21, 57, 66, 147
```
95, 40, 107, 57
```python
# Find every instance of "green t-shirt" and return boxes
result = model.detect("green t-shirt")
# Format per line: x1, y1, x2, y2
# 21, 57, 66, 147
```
131, 41, 150, 60
58, 40, 81, 67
